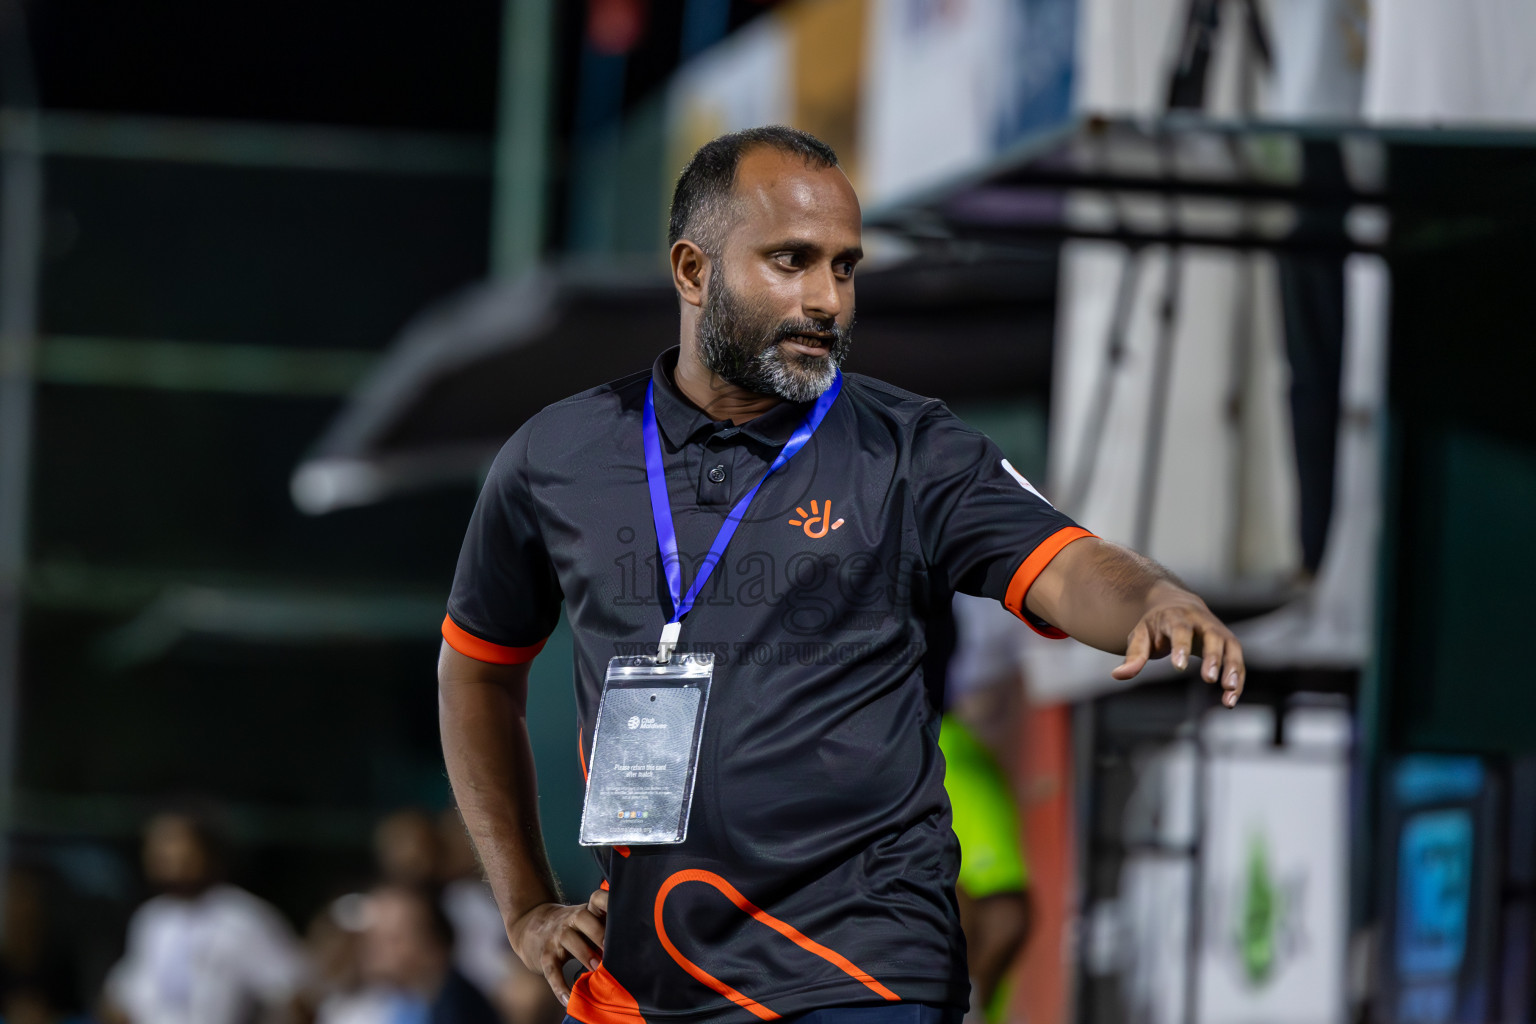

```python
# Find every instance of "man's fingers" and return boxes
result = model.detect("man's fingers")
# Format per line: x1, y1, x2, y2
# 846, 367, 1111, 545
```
571, 908, 606, 958
588, 888, 609, 917
1113, 600, 1246, 703
1221, 638, 1246, 707
560, 927, 603, 974
540, 951, 572, 1007
1168, 623, 1194, 672
1200, 630, 1225, 685
1111, 623, 1152, 681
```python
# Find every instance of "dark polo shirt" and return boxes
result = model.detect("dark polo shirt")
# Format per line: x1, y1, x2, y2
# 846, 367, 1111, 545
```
444, 348, 1089, 1024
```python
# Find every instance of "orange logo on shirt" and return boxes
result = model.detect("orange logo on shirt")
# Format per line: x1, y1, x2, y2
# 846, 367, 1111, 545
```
788, 500, 844, 538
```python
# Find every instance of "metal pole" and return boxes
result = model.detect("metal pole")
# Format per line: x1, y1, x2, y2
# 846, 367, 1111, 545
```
0, 0, 43, 937
1061, 248, 1143, 516
491, 0, 555, 277
1183, 681, 1210, 1024
1132, 247, 1184, 554
1069, 700, 1098, 1024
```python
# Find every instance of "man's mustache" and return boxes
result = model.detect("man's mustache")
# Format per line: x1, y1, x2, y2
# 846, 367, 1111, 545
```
772, 318, 852, 347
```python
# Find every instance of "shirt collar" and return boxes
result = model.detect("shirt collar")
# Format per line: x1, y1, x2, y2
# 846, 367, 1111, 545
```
650, 347, 813, 450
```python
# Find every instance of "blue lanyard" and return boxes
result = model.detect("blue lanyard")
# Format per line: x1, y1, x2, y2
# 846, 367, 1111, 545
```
642, 371, 842, 658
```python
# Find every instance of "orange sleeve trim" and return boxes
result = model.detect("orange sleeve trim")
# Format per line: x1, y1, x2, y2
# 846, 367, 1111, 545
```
599, 879, 610, 891
654, 869, 899, 1020
568, 966, 647, 1024
1003, 527, 1095, 639
441, 615, 546, 665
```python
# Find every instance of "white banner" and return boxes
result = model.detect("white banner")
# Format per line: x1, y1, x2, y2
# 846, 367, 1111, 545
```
859, 0, 1077, 207
1195, 711, 1350, 1024
664, 17, 792, 181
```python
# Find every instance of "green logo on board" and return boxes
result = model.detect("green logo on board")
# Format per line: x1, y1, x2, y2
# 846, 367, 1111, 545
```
1239, 836, 1278, 984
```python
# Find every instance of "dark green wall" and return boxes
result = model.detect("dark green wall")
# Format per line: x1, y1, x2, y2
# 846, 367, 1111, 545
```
1378, 228, 1536, 755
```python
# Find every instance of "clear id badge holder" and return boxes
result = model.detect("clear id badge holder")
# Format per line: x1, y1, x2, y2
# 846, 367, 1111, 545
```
579, 647, 713, 846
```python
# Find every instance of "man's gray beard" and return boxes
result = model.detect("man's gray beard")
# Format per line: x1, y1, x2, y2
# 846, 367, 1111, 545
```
696, 265, 852, 403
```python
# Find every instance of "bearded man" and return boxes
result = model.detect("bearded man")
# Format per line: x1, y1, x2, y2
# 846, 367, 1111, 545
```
438, 127, 1245, 1024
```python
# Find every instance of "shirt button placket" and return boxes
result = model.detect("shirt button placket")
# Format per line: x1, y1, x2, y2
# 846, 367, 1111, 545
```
698, 456, 731, 505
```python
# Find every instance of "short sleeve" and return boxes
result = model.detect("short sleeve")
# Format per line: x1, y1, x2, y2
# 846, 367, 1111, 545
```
444, 423, 563, 663
913, 406, 1093, 638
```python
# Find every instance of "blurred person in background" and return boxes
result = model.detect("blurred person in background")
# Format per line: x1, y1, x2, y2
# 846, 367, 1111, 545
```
939, 595, 1036, 1023
99, 810, 309, 1024
359, 885, 500, 1024
437, 809, 513, 1000
374, 806, 511, 1004
491, 955, 562, 1024
298, 895, 394, 1024
2, 866, 87, 1024
375, 810, 443, 889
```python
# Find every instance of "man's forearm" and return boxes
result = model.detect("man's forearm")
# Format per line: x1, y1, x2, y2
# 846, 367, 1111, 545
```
1027, 536, 1244, 701
1027, 537, 1193, 653
438, 644, 561, 927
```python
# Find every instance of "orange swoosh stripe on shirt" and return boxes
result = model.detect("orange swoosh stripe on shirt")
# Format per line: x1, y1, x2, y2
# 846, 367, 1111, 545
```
653, 868, 899, 1020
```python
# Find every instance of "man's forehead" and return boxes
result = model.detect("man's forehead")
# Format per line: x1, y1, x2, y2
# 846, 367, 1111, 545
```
729, 147, 861, 237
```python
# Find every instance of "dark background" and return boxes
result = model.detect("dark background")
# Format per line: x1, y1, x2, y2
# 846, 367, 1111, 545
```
12, 0, 792, 953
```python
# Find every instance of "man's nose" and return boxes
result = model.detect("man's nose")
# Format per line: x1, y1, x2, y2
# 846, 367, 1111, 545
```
801, 264, 843, 321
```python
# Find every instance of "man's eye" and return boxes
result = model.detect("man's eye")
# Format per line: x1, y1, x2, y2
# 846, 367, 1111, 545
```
835, 262, 856, 278
774, 253, 804, 269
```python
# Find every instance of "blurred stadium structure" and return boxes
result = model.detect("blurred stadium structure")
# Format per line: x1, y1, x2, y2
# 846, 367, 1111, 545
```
1, 1, 1535, 1022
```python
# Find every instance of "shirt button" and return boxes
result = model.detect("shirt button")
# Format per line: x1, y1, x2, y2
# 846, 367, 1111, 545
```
708, 465, 727, 483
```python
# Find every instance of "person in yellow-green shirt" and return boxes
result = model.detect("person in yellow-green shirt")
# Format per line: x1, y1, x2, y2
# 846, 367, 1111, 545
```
938, 594, 1037, 1023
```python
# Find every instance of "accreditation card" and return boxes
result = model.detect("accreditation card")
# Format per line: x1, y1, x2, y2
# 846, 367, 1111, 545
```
579, 652, 713, 846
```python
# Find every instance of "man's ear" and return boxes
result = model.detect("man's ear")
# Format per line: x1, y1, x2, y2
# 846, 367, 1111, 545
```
671, 240, 710, 309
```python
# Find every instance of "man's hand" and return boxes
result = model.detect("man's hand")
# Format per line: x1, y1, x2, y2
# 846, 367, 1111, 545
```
1027, 538, 1245, 705
509, 887, 609, 1006
1110, 585, 1244, 705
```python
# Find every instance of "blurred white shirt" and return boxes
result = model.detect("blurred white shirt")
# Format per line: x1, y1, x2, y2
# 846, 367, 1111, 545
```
315, 987, 399, 1024
948, 592, 1033, 701
106, 883, 309, 1024
442, 877, 510, 997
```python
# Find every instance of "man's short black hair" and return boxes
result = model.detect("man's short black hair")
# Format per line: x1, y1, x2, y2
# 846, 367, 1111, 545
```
667, 126, 840, 255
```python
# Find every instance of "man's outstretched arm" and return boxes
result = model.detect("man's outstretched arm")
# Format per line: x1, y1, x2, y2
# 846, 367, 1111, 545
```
1024, 536, 1245, 705
438, 643, 608, 1003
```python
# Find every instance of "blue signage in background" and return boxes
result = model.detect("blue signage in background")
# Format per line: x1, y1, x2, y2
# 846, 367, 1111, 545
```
1394, 755, 1485, 806
1385, 755, 1491, 1024
995, 0, 1078, 149
1397, 809, 1474, 977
